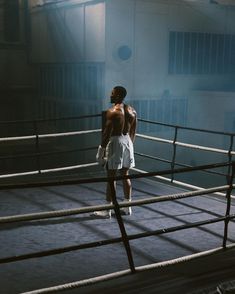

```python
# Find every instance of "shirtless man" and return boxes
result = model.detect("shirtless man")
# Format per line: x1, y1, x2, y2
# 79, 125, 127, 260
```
95, 86, 137, 218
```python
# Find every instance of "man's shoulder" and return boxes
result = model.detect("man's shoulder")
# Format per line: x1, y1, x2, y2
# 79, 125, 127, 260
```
107, 104, 123, 113
124, 104, 137, 115
106, 106, 119, 118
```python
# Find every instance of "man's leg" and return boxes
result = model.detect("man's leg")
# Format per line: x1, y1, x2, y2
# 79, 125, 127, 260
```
93, 169, 117, 218
120, 168, 132, 215
106, 169, 117, 202
120, 168, 131, 200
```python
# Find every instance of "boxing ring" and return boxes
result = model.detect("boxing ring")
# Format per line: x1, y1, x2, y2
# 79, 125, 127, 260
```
0, 114, 235, 294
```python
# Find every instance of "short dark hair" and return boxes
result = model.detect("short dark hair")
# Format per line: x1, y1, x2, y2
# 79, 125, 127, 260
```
114, 86, 127, 99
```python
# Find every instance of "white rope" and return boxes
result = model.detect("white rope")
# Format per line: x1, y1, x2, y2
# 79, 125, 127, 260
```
41, 162, 98, 173
132, 167, 235, 199
19, 244, 235, 294
135, 243, 235, 271
0, 202, 115, 224
2, 131, 231, 155
0, 183, 232, 224
125, 184, 231, 207
176, 141, 231, 154
0, 171, 39, 178
0, 162, 98, 179
137, 134, 173, 144
1, 132, 232, 156
0, 135, 36, 142
39, 129, 101, 139
136, 133, 235, 155
0, 129, 101, 142
19, 269, 131, 294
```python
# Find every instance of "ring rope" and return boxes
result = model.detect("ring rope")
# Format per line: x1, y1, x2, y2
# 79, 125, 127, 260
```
0, 234, 123, 264
0, 171, 39, 178
128, 214, 235, 242
0, 147, 97, 161
0, 202, 115, 224
136, 243, 235, 271
132, 167, 235, 199
135, 152, 227, 177
0, 131, 232, 156
0, 161, 232, 190
39, 129, 101, 139
136, 134, 235, 155
18, 244, 235, 294
0, 114, 101, 125
138, 118, 235, 137
0, 184, 232, 225
0, 151, 229, 180
41, 162, 98, 173
0, 135, 36, 142
1, 213, 234, 264
0, 114, 233, 135
19, 269, 132, 294
0, 162, 98, 178
0, 129, 101, 142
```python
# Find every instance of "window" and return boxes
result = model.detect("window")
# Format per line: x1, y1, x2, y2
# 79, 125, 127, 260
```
169, 31, 235, 74
39, 63, 104, 102
132, 96, 188, 133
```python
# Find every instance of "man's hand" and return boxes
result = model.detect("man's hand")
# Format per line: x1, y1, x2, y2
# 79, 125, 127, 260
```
96, 145, 106, 166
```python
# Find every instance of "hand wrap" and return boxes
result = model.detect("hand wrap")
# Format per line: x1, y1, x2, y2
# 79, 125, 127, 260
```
96, 145, 107, 166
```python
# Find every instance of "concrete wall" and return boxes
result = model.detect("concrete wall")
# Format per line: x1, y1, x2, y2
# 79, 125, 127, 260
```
1, 0, 234, 123
29, 0, 235, 130
30, 1, 105, 63
28, 1, 105, 121
0, 0, 36, 121
105, 0, 235, 131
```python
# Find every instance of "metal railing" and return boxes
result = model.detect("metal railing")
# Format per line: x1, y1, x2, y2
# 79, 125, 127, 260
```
137, 118, 235, 189
1, 115, 235, 183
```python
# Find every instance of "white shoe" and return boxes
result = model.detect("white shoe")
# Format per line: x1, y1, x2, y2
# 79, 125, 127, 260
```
120, 207, 132, 215
93, 210, 111, 218
120, 200, 132, 215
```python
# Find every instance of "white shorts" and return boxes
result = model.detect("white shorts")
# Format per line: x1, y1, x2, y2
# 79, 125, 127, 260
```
106, 134, 135, 170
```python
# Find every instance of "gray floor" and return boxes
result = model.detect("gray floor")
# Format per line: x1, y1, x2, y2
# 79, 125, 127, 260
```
0, 177, 235, 294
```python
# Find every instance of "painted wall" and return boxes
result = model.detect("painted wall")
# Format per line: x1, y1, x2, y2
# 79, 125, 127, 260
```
29, 1, 105, 121
105, 0, 235, 130
2, 0, 234, 123
29, 0, 235, 130
30, 1, 105, 62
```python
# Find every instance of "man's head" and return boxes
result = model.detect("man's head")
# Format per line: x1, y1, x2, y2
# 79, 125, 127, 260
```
110, 86, 127, 104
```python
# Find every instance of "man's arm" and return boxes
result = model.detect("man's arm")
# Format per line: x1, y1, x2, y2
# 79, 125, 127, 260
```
96, 110, 113, 165
129, 110, 137, 142
101, 110, 113, 148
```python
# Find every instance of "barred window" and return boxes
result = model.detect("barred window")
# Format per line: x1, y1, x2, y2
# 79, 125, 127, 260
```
39, 63, 104, 101
168, 31, 235, 74
132, 96, 188, 133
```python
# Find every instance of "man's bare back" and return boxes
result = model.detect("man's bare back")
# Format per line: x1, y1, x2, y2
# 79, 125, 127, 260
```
104, 103, 136, 141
